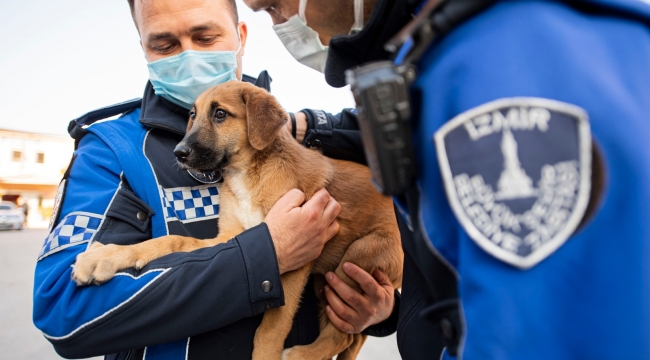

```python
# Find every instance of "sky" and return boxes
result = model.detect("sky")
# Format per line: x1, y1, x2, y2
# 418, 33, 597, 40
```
0, 0, 355, 136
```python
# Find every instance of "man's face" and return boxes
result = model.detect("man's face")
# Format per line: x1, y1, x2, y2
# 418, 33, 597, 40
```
243, 0, 355, 45
134, 0, 247, 79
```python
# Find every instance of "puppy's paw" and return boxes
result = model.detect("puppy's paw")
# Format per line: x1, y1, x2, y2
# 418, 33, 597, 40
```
71, 242, 135, 286
280, 348, 303, 360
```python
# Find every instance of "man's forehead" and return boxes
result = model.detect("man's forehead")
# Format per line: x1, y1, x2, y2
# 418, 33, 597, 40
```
135, 0, 232, 27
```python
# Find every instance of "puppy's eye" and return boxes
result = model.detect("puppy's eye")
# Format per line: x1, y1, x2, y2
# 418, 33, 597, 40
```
189, 110, 196, 120
215, 109, 227, 122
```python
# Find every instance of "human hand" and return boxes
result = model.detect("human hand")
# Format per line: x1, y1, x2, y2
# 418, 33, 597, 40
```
324, 262, 395, 333
285, 112, 308, 143
265, 188, 340, 274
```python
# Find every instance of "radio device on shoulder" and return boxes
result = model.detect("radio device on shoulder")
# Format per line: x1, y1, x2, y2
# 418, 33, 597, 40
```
346, 0, 494, 195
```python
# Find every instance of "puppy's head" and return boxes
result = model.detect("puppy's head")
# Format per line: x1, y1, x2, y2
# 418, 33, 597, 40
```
174, 81, 287, 172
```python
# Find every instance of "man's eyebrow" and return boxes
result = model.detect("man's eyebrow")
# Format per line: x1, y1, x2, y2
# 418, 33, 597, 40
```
147, 32, 175, 43
187, 22, 225, 35
146, 22, 226, 43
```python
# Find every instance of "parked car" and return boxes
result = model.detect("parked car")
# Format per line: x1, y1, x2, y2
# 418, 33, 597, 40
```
0, 201, 25, 230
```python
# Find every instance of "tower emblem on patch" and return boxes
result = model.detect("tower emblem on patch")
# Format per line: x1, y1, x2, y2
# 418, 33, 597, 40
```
434, 98, 592, 269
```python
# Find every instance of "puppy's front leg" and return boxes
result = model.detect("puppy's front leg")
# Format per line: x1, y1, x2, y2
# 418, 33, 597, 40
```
252, 263, 312, 360
71, 235, 217, 285
72, 213, 244, 286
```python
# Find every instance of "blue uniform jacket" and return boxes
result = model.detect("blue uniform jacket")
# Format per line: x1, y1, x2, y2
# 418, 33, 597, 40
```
33, 75, 397, 360
412, 0, 650, 358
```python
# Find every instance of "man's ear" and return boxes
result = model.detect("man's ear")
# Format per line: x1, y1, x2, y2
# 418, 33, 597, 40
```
242, 84, 287, 150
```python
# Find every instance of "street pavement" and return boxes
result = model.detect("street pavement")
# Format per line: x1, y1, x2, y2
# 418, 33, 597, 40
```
0, 229, 400, 360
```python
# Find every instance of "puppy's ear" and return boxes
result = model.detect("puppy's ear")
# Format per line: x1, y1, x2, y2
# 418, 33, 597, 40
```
242, 84, 287, 150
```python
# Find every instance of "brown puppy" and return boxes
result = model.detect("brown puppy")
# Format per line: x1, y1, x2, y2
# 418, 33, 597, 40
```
71, 81, 403, 360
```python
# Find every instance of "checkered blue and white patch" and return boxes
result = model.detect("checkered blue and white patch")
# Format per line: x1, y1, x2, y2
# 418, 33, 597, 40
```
39, 212, 104, 259
162, 184, 220, 223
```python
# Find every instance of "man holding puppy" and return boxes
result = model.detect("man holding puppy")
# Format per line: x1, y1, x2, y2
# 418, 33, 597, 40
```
32, 0, 398, 359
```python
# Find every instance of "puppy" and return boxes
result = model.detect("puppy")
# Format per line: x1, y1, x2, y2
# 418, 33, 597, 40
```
72, 81, 403, 360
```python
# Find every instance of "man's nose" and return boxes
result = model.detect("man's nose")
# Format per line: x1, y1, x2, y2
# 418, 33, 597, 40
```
174, 144, 192, 162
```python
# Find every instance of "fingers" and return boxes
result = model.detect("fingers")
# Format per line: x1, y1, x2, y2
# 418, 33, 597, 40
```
342, 262, 384, 299
326, 220, 340, 240
324, 284, 359, 322
274, 188, 306, 211
323, 195, 341, 220
303, 188, 330, 212
372, 269, 394, 289
325, 305, 357, 334
326, 271, 365, 310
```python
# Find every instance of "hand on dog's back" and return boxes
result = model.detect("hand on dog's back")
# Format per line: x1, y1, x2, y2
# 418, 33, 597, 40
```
265, 188, 341, 274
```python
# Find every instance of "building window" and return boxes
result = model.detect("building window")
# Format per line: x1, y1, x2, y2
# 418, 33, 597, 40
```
12, 151, 22, 162
36, 152, 45, 163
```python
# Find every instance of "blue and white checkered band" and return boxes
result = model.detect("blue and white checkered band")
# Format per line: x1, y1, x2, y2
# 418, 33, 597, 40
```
187, 169, 222, 184
435, 98, 592, 269
162, 184, 221, 223
39, 212, 103, 259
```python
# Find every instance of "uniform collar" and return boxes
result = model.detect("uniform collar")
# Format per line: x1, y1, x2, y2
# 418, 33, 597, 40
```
325, 0, 421, 88
139, 81, 190, 136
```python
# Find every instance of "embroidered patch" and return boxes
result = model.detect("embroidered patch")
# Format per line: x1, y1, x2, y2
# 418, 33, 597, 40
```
162, 184, 221, 223
39, 212, 103, 259
48, 179, 67, 233
434, 98, 591, 269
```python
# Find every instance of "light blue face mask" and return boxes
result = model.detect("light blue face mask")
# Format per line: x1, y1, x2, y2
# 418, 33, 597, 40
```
147, 43, 241, 109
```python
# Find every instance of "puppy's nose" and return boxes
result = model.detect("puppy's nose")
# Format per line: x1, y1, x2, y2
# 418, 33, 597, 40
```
174, 144, 192, 162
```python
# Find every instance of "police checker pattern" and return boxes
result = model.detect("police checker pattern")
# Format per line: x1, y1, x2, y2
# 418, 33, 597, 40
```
39, 212, 103, 258
162, 184, 220, 222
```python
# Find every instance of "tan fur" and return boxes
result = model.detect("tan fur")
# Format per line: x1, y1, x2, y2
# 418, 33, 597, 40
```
72, 81, 403, 360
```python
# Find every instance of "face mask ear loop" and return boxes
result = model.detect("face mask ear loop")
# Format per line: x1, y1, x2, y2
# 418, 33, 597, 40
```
235, 29, 242, 55
299, 0, 309, 24
351, 0, 364, 33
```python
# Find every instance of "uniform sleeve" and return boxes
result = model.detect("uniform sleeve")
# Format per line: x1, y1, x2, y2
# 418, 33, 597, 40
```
300, 108, 367, 165
33, 132, 284, 359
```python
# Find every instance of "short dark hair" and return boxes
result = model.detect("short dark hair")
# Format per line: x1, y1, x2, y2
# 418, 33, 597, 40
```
127, 0, 239, 28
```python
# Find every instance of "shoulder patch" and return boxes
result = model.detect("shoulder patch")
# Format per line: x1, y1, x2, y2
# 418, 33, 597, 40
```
48, 179, 67, 233
434, 98, 591, 269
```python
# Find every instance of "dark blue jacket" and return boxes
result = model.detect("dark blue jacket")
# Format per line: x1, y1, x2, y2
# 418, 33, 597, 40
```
33, 74, 397, 360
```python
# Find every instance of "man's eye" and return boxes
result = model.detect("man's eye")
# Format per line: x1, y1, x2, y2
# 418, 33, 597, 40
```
198, 36, 216, 43
155, 44, 175, 53
215, 109, 227, 121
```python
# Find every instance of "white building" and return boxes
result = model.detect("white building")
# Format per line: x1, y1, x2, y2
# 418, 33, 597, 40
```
0, 128, 74, 228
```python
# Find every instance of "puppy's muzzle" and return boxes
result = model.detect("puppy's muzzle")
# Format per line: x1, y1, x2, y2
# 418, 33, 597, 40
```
174, 144, 192, 163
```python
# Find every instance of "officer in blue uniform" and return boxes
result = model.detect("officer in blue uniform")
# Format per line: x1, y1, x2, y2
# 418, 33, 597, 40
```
249, 0, 650, 358
32, 0, 400, 359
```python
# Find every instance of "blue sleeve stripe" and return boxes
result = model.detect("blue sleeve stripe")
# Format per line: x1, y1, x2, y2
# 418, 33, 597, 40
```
38, 212, 104, 260
41, 267, 170, 340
